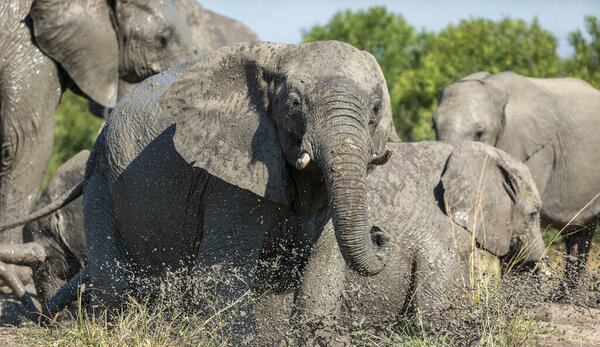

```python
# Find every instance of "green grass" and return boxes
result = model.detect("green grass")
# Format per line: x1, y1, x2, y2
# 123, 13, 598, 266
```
43, 91, 102, 188
3, 234, 589, 346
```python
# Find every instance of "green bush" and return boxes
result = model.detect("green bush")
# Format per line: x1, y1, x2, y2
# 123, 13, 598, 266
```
43, 90, 102, 187
561, 15, 600, 88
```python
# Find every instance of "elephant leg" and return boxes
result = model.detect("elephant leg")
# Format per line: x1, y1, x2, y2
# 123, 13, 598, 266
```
563, 223, 596, 288
290, 219, 346, 344
0, 261, 29, 299
83, 173, 132, 317
41, 266, 90, 324
0, 242, 46, 266
0, 261, 38, 314
195, 188, 280, 343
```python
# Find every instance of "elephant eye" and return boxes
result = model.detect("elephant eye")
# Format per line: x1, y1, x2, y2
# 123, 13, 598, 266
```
528, 211, 538, 221
372, 104, 380, 116
370, 99, 382, 126
474, 129, 486, 140
156, 29, 173, 48
285, 93, 302, 111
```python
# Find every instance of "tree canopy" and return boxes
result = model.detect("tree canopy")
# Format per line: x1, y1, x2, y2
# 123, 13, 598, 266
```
561, 15, 600, 88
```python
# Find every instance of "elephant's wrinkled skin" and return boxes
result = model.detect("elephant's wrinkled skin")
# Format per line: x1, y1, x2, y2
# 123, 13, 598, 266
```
433, 71, 600, 285
0, 0, 197, 297
255, 141, 545, 343
32, 41, 394, 338
22, 151, 88, 305
89, 0, 259, 119
173, 0, 258, 57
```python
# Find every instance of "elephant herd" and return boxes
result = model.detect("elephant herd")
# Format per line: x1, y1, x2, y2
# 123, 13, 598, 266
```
1, 0, 599, 343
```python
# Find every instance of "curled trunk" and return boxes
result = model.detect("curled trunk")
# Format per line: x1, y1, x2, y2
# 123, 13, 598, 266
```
312, 102, 389, 276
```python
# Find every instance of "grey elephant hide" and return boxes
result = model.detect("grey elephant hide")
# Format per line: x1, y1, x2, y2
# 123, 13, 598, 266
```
433, 71, 600, 286
22, 151, 88, 305
90, 0, 259, 119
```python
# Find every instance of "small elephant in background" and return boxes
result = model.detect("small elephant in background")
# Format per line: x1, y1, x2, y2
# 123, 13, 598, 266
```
433, 71, 600, 286
22, 151, 88, 306
255, 141, 545, 342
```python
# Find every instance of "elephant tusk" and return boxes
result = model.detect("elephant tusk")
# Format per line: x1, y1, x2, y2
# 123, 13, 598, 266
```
371, 149, 392, 166
296, 152, 311, 169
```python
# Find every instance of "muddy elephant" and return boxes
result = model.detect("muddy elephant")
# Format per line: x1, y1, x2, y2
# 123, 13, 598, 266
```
89, 0, 259, 119
4, 41, 395, 338
254, 141, 545, 343
433, 71, 600, 286
173, 0, 258, 56
0, 0, 197, 299
20, 152, 88, 306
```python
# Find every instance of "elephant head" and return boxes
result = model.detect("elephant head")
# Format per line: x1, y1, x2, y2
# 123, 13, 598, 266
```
31, 0, 198, 108
433, 71, 559, 162
159, 41, 395, 276
441, 142, 544, 265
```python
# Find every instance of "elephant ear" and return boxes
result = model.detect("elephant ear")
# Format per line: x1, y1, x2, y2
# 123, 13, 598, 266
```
490, 72, 559, 162
159, 42, 291, 205
441, 142, 519, 257
31, 0, 119, 107
361, 51, 398, 154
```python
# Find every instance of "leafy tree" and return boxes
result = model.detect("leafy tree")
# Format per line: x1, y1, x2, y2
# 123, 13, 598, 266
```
562, 15, 600, 88
43, 91, 102, 187
303, 11, 560, 140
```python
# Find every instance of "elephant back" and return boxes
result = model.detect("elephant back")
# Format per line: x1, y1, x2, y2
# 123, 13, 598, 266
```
173, 0, 258, 58
367, 142, 453, 208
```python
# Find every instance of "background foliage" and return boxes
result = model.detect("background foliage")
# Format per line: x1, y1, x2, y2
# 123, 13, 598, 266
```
43, 91, 102, 187
46, 9, 598, 183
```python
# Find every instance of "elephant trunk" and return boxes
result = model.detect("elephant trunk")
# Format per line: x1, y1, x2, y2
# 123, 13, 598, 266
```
310, 102, 390, 276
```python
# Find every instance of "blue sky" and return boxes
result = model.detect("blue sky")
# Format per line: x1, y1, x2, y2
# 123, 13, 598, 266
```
200, 0, 599, 57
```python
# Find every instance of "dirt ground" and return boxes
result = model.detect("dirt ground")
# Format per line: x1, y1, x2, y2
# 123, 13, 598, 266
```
530, 303, 600, 346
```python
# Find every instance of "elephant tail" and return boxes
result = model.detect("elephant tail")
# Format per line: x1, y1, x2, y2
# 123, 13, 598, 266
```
0, 180, 85, 232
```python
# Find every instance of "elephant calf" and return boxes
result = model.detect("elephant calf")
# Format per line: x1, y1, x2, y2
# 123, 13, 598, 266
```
256, 141, 545, 342
21, 151, 88, 306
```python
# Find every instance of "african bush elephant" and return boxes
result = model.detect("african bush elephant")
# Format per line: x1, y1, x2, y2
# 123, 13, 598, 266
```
0, 0, 196, 298
433, 71, 600, 286
22, 151, 88, 305
89, 0, 259, 119
254, 141, 545, 343
173, 0, 258, 57
4, 40, 395, 337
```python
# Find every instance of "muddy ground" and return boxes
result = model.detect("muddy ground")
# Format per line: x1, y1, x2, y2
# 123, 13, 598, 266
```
531, 303, 600, 346
0, 243, 597, 345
